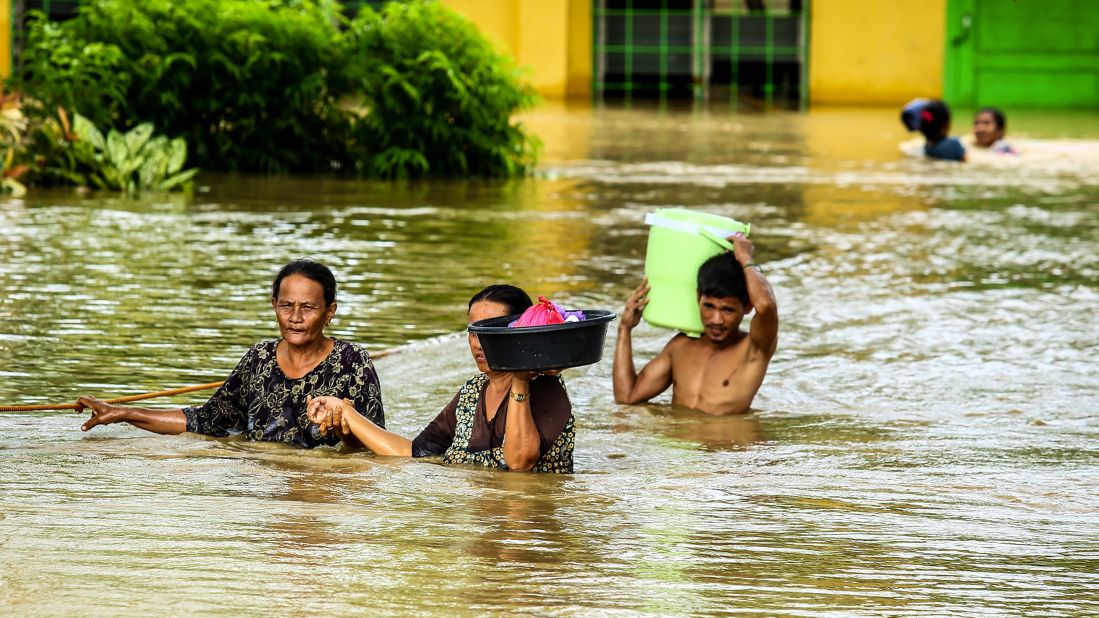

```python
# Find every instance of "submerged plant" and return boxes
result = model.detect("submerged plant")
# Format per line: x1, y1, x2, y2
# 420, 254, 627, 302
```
69, 114, 197, 193
12, 107, 196, 193
0, 103, 29, 196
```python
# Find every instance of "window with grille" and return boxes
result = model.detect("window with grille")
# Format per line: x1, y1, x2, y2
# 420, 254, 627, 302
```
594, 0, 807, 108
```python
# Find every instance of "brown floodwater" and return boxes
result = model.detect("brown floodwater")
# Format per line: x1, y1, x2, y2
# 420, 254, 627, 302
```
1, 103, 1097, 615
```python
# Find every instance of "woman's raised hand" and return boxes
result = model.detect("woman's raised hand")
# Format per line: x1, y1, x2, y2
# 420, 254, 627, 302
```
77, 396, 130, 432
512, 369, 562, 383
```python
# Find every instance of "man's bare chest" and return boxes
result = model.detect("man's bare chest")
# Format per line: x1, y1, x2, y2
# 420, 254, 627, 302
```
672, 343, 747, 390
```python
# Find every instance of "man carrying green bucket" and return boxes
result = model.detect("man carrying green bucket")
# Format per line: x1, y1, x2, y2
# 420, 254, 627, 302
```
613, 210, 778, 415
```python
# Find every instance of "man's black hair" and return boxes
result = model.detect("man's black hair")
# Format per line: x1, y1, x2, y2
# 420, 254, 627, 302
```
272, 258, 337, 305
918, 100, 951, 142
468, 284, 533, 316
697, 253, 749, 305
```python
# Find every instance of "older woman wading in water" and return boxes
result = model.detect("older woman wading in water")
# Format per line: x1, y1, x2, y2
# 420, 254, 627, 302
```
77, 259, 384, 448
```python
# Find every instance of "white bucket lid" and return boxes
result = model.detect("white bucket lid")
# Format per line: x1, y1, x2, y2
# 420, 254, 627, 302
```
644, 211, 750, 238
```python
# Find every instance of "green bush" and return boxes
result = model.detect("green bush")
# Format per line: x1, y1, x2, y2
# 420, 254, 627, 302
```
35, 0, 356, 173
346, 1, 540, 177
8, 0, 540, 178
13, 15, 128, 130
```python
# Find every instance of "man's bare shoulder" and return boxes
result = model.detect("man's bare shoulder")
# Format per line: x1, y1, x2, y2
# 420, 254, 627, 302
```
662, 333, 696, 353
663, 334, 715, 363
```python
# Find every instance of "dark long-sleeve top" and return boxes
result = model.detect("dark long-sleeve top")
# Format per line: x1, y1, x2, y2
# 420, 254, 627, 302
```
410, 374, 574, 472
183, 339, 384, 449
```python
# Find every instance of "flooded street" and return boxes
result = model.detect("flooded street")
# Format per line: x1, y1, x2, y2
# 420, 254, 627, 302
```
1, 104, 1097, 615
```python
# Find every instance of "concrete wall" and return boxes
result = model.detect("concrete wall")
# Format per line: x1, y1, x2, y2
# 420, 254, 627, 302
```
809, 0, 947, 105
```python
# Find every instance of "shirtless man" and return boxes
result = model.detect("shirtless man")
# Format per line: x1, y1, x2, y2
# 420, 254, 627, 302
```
613, 234, 778, 415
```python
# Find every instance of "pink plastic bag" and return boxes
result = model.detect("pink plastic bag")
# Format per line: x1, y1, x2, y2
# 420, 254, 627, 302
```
510, 296, 565, 328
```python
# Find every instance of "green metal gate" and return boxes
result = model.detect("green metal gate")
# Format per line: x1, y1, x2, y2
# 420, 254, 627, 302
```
593, 0, 808, 107
945, 0, 1099, 108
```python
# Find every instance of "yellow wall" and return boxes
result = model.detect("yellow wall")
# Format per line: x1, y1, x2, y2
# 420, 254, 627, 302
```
444, 0, 519, 53
517, 1, 569, 98
0, 0, 9, 78
565, 0, 593, 98
809, 0, 946, 105
443, 0, 590, 99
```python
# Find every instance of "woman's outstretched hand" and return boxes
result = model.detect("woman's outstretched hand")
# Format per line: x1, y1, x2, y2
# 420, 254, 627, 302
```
77, 396, 130, 432
306, 396, 349, 436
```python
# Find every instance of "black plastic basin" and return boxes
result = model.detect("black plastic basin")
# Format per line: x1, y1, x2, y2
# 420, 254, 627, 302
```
467, 310, 617, 372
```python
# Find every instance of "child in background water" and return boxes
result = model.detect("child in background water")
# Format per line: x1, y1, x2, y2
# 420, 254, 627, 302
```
916, 100, 966, 162
971, 107, 1017, 155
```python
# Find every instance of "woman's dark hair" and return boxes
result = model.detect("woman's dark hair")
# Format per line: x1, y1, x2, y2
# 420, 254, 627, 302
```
468, 284, 533, 316
977, 106, 1007, 131
697, 253, 749, 306
272, 259, 337, 305
918, 100, 951, 141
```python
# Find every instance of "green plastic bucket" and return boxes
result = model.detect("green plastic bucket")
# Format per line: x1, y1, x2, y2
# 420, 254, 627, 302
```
642, 208, 751, 336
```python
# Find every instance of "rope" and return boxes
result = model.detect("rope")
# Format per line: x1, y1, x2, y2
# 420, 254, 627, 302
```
0, 346, 397, 413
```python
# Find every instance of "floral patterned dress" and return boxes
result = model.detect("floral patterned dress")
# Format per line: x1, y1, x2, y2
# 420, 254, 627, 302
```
411, 373, 575, 473
183, 338, 384, 448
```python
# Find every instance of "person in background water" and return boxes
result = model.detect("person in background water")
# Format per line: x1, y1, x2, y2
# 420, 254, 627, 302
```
613, 233, 779, 416
918, 100, 966, 162
77, 259, 384, 448
971, 107, 1017, 155
307, 285, 575, 473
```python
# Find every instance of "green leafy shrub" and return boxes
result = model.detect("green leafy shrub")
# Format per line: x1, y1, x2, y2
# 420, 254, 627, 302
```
11, 14, 128, 131
8, 0, 540, 178
346, 1, 540, 178
35, 0, 354, 173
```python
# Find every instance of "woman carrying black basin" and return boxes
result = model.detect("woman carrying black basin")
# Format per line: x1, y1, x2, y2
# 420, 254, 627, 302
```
77, 259, 384, 449
307, 285, 575, 472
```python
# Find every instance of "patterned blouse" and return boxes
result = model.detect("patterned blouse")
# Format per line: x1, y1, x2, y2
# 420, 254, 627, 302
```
411, 374, 575, 473
183, 339, 384, 448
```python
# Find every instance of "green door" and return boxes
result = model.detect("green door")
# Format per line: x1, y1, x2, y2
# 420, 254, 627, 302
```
945, 0, 1099, 108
